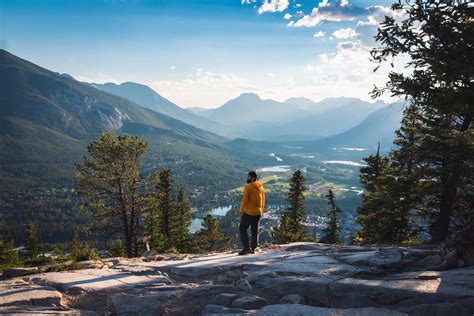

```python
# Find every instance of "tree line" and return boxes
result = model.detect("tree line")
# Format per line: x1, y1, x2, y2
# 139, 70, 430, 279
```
355, 0, 472, 244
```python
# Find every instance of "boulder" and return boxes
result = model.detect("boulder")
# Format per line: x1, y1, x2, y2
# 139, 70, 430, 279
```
78, 260, 104, 269
231, 295, 268, 310
143, 250, 157, 261
235, 278, 252, 293
397, 303, 471, 316
107, 290, 175, 316
30, 268, 172, 294
278, 294, 305, 304
271, 276, 331, 306
0, 280, 63, 307
210, 293, 240, 307
255, 304, 407, 316
334, 248, 404, 269
2, 267, 39, 278
0, 306, 99, 315
201, 304, 254, 316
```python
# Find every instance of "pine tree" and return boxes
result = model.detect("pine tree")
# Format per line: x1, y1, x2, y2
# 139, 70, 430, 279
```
195, 215, 229, 252
354, 144, 392, 243
320, 190, 342, 244
0, 238, 20, 271
75, 132, 148, 257
151, 170, 176, 250
174, 185, 192, 252
25, 221, 40, 260
110, 238, 126, 257
371, 0, 473, 242
273, 169, 311, 243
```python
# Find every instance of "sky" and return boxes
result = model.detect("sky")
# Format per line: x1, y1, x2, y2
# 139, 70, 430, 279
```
0, 0, 406, 108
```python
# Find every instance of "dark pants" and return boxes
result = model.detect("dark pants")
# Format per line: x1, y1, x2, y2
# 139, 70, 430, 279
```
239, 213, 261, 250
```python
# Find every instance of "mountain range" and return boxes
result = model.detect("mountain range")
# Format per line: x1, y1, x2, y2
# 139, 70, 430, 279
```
187, 93, 387, 141
0, 49, 256, 192
0, 48, 405, 192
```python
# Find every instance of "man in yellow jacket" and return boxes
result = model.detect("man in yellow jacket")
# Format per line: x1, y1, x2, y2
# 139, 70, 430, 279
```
238, 171, 265, 255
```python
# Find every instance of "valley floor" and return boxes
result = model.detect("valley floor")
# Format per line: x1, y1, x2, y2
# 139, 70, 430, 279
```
1, 243, 473, 315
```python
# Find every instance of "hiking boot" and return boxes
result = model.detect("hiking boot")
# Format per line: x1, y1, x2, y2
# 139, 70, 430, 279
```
238, 249, 252, 255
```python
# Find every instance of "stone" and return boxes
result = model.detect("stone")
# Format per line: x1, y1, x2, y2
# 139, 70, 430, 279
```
270, 276, 331, 306
201, 304, 254, 316
278, 294, 305, 304
457, 258, 466, 268
245, 270, 276, 284
328, 267, 474, 309
255, 304, 407, 316
107, 290, 176, 316
0, 306, 99, 315
231, 295, 267, 310
143, 250, 157, 261
30, 268, 172, 294
210, 293, 240, 307
397, 303, 471, 316
2, 267, 39, 278
334, 248, 404, 269
0, 279, 63, 307
407, 254, 444, 270
235, 278, 252, 293
78, 260, 103, 269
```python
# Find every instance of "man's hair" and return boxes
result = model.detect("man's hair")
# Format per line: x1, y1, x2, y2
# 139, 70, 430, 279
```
248, 171, 258, 179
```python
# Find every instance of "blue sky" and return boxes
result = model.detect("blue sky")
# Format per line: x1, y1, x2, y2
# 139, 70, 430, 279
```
1, 0, 402, 107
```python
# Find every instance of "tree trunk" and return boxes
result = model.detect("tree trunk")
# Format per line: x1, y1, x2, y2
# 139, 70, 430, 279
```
431, 169, 461, 243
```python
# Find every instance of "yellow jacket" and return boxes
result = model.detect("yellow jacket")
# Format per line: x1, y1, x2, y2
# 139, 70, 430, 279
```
239, 181, 265, 216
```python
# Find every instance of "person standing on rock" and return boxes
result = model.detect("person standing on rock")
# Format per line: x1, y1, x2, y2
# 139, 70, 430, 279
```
238, 171, 265, 255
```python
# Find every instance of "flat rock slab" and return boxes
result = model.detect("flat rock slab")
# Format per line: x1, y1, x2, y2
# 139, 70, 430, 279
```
29, 269, 171, 294
143, 251, 294, 277
107, 290, 176, 316
0, 279, 62, 306
255, 304, 407, 316
202, 304, 255, 316
329, 267, 474, 309
0, 306, 99, 315
333, 248, 404, 269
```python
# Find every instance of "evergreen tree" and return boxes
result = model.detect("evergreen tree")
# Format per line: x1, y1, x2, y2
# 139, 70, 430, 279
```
109, 237, 126, 257
146, 170, 176, 251
25, 221, 40, 260
195, 215, 229, 252
355, 110, 429, 244
174, 185, 193, 252
354, 144, 392, 243
371, 0, 473, 242
273, 170, 311, 243
320, 190, 342, 244
0, 239, 20, 271
75, 132, 148, 257
70, 227, 98, 261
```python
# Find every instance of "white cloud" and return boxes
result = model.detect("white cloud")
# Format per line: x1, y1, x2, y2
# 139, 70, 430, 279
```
332, 27, 359, 39
76, 73, 121, 84
290, 0, 366, 27
258, 0, 289, 14
151, 69, 252, 108
313, 31, 326, 38
283, 13, 292, 20
355, 5, 406, 46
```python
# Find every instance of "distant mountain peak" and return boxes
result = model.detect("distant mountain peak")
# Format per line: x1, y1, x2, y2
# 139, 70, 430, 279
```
236, 92, 261, 100
284, 97, 314, 103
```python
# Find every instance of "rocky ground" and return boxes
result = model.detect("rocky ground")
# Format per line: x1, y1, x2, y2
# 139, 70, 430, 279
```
1, 242, 473, 315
